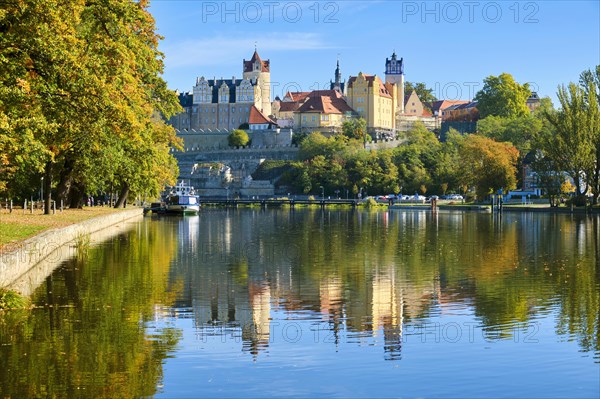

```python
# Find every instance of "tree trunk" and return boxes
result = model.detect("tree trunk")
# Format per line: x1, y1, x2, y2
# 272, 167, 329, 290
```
43, 163, 53, 215
114, 183, 129, 208
69, 182, 85, 209
55, 159, 74, 205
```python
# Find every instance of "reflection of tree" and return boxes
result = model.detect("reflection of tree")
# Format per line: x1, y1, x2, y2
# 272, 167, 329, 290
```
179, 209, 598, 359
0, 220, 181, 398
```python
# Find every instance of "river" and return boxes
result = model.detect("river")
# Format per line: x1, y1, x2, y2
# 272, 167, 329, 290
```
1, 209, 598, 398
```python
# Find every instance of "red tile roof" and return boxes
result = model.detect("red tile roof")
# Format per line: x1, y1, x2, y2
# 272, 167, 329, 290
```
284, 91, 311, 102
249, 105, 276, 125
243, 50, 270, 73
278, 102, 300, 112
296, 90, 355, 115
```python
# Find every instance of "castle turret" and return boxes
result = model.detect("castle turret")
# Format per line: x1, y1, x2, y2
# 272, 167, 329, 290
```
243, 49, 271, 115
385, 51, 405, 113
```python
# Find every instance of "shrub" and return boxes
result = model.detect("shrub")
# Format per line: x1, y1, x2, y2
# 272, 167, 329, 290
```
0, 290, 29, 309
228, 129, 249, 147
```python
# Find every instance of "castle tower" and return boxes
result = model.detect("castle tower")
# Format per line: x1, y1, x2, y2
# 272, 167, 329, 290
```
243, 49, 271, 116
330, 57, 345, 94
385, 51, 405, 113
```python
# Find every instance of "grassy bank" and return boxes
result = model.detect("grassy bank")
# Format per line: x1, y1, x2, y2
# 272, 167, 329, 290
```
0, 207, 132, 251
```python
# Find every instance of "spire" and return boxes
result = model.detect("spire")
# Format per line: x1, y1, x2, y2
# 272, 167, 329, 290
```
334, 58, 341, 85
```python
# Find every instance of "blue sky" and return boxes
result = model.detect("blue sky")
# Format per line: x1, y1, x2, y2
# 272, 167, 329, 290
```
150, 1, 599, 103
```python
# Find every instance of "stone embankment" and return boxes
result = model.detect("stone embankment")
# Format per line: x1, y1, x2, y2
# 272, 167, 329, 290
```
0, 208, 143, 295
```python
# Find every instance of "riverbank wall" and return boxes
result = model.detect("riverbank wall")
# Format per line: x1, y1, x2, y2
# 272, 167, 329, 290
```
0, 208, 143, 295
389, 204, 600, 214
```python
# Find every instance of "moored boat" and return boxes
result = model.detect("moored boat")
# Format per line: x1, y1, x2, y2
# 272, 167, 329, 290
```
165, 182, 200, 214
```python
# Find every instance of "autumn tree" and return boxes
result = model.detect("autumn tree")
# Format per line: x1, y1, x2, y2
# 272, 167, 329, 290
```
458, 135, 519, 200
0, 0, 181, 212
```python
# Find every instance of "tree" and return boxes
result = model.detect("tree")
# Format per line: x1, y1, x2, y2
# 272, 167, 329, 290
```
228, 129, 249, 147
475, 73, 531, 118
579, 66, 600, 203
543, 83, 596, 198
342, 118, 368, 142
405, 82, 437, 108
0, 0, 182, 212
458, 135, 519, 200
477, 115, 542, 154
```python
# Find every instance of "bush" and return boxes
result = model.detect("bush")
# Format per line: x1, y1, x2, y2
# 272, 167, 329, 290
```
228, 129, 249, 147
566, 195, 588, 207
363, 198, 378, 208
0, 289, 29, 309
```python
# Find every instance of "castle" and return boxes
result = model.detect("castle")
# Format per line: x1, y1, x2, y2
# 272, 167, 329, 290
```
169, 49, 272, 131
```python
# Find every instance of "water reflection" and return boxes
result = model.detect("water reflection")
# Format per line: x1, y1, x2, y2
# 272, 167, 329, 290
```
1, 209, 599, 398
164, 210, 600, 364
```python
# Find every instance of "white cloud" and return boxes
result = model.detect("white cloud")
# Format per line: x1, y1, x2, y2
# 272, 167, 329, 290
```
162, 33, 333, 69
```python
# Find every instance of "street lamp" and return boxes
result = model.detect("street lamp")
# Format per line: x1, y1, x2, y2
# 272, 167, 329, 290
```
320, 186, 324, 199
334, 189, 340, 199
40, 177, 44, 202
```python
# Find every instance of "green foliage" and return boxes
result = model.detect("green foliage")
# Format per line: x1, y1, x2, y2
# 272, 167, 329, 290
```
0, 290, 29, 310
342, 118, 369, 142
228, 129, 250, 147
0, 0, 182, 210
298, 132, 349, 160
362, 197, 378, 208
291, 132, 308, 146
477, 115, 542, 154
475, 73, 531, 118
542, 82, 597, 196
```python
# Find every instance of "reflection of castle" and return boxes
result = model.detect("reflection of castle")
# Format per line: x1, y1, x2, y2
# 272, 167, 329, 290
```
243, 282, 271, 356
166, 213, 440, 361
372, 269, 404, 360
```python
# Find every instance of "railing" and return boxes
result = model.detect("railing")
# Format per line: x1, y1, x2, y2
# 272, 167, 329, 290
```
198, 198, 358, 208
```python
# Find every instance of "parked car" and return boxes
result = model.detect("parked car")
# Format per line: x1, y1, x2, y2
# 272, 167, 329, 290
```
448, 194, 464, 200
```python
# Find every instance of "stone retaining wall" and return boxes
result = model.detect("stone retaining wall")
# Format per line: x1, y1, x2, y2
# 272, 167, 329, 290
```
0, 208, 143, 293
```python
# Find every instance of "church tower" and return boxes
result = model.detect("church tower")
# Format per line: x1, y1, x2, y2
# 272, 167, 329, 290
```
243, 49, 271, 116
330, 58, 345, 93
385, 52, 405, 113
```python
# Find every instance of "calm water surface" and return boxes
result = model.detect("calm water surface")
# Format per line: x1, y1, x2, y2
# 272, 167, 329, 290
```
1, 209, 599, 398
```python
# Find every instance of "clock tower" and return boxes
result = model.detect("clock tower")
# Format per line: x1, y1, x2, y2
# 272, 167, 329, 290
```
385, 52, 405, 113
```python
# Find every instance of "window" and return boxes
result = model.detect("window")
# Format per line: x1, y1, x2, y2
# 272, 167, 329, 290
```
303, 116, 307, 122
232, 107, 235, 113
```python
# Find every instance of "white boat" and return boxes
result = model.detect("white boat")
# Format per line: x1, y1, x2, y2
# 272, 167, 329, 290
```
165, 182, 200, 214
